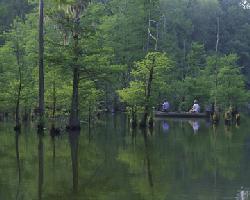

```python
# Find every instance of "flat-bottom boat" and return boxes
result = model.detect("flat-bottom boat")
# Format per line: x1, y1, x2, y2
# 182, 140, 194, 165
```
155, 111, 209, 118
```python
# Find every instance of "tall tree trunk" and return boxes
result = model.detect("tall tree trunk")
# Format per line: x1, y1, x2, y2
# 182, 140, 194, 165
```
52, 79, 56, 121
146, 11, 151, 52
214, 17, 220, 106
68, 19, 80, 129
182, 39, 186, 80
38, 0, 45, 129
15, 41, 22, 130
212, 17, 220, 124
50, 78, 57, 133
15, 64, 22, 130
69, 67, 80, 129
67, 2, 91, 130
140, 57, 155, 127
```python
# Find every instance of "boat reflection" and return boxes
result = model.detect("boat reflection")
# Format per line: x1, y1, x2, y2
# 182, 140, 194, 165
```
160, 119, 201, 133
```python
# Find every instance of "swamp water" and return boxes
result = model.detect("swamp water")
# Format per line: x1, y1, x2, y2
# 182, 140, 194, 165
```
0, 114, 250, 200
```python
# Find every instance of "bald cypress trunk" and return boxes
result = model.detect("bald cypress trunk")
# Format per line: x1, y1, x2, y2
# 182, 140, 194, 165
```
69, 67, 80, 129
38, 0, 45, 129
14, 39, 22, 131
140, 57, 155, 128
214, 17, 220, 106
212, 17, 220, 124
68, 29, 80, 130
15, 60, 22, 130
66, 2, 90, 130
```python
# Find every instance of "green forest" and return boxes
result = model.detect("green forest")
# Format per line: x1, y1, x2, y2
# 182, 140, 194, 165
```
0, 0, 250, 129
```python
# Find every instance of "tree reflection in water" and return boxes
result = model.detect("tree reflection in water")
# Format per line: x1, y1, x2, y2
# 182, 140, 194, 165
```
68, 130, 80, 193
142, 129, 154, 188
38, 131, 44, 200
0, 115, 249, 200
15, 130, 21, 200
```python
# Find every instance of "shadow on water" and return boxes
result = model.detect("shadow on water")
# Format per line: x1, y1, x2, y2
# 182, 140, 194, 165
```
68, 130, 80, 193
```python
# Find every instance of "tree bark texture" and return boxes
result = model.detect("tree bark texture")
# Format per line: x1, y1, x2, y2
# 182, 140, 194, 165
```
69, 66, 80, 129
140, 57, 155, 127
38, 0, 45, 129
15, 40, 22, 130
68, 16, 81, 129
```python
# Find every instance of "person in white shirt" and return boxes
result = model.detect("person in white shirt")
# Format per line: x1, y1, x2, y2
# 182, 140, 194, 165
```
189, 100, 200, 113
162, 99, 170, 112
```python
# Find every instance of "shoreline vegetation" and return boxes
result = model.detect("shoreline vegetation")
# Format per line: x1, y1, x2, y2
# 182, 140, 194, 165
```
0, 0, 249, 130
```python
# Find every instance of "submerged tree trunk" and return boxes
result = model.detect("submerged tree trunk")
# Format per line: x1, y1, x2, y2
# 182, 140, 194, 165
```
38, 0, 45, 130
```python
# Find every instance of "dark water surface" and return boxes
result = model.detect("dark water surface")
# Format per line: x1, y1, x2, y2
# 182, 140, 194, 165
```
1, 114, 250, 200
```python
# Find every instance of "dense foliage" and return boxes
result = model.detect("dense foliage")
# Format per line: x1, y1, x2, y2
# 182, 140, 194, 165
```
0, 0, 249, 126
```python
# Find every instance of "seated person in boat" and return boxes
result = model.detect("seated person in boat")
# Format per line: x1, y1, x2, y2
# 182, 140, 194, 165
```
162, 99, 170, 112
189, 100, 200, 113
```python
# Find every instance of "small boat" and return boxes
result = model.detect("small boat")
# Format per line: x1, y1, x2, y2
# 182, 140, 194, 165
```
155, 111, 209, 118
